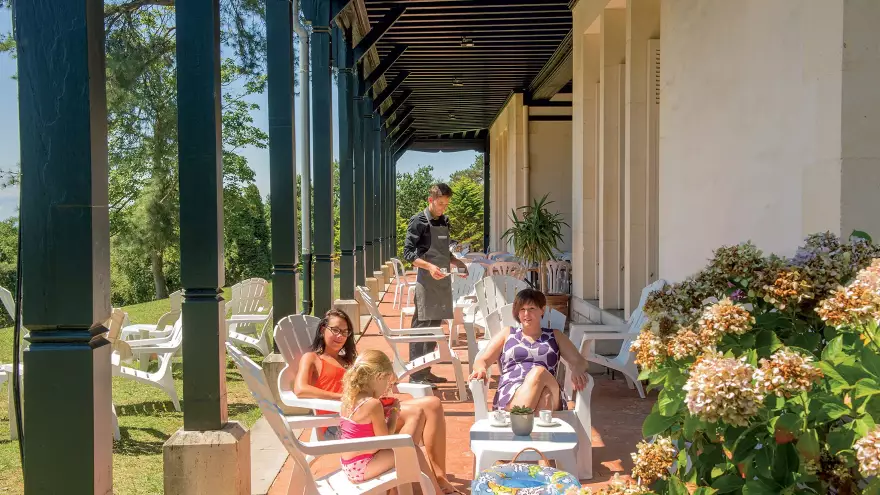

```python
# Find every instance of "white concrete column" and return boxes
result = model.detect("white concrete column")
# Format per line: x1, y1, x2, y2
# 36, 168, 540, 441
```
599, 8, 626, 310
624, 0, 660, 316
571, 3, 601, 301
840, 0, 880, 238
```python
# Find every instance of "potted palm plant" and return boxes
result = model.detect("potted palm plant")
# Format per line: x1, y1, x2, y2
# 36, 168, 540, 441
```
501, 194, 570, 316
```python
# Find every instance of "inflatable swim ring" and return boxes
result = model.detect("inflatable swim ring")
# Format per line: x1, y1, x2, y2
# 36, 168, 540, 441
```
471, 463, 581, 495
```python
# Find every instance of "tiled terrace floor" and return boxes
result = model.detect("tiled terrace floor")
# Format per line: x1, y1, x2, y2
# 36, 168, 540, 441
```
269, 280, 655, 493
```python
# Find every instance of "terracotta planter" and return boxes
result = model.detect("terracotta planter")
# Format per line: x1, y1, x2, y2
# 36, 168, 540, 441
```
545, 293, 570, 325
510, 413, 534, 436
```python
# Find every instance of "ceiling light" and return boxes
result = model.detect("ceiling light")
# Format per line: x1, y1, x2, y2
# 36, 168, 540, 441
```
449, 113, 457, 120
460, 37, 474, 47
452, 78, 464, 87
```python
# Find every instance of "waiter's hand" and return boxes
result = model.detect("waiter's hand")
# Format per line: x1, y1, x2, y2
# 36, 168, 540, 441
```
429, 264, 446, 280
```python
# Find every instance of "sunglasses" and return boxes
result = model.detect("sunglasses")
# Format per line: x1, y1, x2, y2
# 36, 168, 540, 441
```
327, 326, 351, 337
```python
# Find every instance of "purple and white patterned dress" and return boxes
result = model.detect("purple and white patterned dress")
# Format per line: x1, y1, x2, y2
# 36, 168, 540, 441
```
492, 326, 567, 411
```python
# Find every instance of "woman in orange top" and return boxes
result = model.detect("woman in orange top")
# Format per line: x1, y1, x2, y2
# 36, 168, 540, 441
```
294, 309, 459, 494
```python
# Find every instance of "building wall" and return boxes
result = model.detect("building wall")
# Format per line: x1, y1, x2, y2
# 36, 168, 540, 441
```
658, 0, 848, 281
529, 119, 574, 251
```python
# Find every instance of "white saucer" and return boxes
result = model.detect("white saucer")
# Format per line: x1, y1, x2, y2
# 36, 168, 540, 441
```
536, 420, 561, 427
489, 421, 511, 428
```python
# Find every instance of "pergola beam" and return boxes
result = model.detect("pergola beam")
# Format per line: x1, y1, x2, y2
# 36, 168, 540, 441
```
355, 6, 406, 63
364, 44, 408, 92
395, 133, 417, 159
384, 104, 414, 128
379, 89, 412, 120
388, 115, 415, 140
372, 71, 409, 111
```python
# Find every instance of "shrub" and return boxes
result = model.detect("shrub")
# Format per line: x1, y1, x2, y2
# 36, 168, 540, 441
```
625, 231, 880, 494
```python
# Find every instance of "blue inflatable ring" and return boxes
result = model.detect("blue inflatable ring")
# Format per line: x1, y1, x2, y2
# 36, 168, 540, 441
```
471, 463, 581, 495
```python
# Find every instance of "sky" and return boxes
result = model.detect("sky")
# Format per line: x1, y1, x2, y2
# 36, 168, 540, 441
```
0, 12, 478, 220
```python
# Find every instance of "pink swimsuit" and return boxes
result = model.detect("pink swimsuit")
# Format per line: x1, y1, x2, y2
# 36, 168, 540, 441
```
339, 398, 379, 483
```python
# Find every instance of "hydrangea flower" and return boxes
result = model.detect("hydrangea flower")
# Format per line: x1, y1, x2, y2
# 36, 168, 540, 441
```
698, 298, 755, 338
630, 330, 668, 371
631, 436, 676, 484
816, 259, 880, 327
573, 474, 656, 495
753, 348, 823, 397
684, 351, 764, 426
854, 426, 880, 478
667, 326, 718, 360
762, 268, 814, 310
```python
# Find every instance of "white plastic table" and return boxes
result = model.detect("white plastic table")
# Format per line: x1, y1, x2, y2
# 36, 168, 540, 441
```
469, 417, 579, 477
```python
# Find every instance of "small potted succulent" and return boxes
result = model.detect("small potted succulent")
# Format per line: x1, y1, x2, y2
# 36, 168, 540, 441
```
509, 406, 534, 436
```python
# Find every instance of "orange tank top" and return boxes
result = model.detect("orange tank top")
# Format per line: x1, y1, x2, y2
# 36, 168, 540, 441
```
314, 357, 346, 415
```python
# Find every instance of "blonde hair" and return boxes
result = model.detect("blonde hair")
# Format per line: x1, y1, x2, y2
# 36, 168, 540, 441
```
341, 349, 395, 413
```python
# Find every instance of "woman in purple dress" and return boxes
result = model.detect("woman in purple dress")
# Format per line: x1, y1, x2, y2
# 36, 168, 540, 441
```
468, 289, 590, 411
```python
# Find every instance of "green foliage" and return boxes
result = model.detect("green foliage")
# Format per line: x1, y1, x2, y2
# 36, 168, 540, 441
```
396, 165, 438, 222
509, 405, 533, 415
445, 174, 484, 251
630, 232, 880, 494
501, 194, 568, 291
448, 154, 484, 185
225, 184, 272, 284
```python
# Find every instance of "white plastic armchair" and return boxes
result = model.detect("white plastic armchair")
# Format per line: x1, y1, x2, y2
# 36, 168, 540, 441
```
465, 276, 528, 357
468, 329, 594, 480
390, 258, 417, 310
357, 286, 467, 401
544, 260, 572, 295
111, 315, 182, 411
121, 290, 182, 341
226, 343, 436, 495
227, 309, 273, 356
489, 261, 526, 279
225, 278, 271, 335
273, 314, 343, 442
568, 279, 666, 399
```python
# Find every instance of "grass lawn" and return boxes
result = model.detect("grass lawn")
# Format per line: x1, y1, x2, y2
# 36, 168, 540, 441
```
0, 277, 340, 494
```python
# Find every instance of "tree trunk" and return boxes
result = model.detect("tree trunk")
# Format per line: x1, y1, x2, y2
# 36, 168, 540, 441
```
151, 251, 169, 299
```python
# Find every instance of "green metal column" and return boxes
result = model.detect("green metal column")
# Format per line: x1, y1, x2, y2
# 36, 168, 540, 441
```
373, 120, 384, 271
177, 0, 227, 431
354, 73, 366, 286
17, 0, 113, 491
386, 143, 393, 259
483, 142, 491, 253
363, 97, 375, 277
335, 26, 355, 300
267, 0, 298, 322
306, 0, 334, 315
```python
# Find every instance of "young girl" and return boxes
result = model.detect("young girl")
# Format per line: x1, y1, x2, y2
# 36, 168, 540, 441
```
338, 349, 445, 493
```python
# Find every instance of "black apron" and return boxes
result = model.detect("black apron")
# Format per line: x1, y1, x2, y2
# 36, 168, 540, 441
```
414, 208, 454, 321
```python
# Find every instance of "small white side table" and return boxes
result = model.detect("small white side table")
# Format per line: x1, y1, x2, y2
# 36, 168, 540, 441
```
469, 418, 579, 477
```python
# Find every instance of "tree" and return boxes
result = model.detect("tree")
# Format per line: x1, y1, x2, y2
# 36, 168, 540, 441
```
448, 154, 484, 185
445, 175, 484, 251
396, 165, 438, 222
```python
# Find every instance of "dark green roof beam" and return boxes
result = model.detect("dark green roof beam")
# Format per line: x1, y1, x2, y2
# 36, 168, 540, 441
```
372, 71, 409, 111
386, 105, 415, 129
355, 6, 407, 63
364, 45, 408, 93
379, 89, 412, 120
388, 115, 415, 140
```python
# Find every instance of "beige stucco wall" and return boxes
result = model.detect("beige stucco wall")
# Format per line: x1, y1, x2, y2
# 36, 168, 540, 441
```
489, 94, 530, 251
528, 119, 574, 251
658, 0, 857, 281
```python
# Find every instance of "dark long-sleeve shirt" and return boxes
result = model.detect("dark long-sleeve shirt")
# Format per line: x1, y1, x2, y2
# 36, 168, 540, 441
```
403, 209, 450, 263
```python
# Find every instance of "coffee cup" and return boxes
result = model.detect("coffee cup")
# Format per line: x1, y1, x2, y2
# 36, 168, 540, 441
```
491, 410, 508, 425
539, 410, 553, 425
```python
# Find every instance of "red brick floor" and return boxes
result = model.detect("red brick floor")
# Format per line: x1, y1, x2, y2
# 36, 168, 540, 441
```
268, 282, 655, 494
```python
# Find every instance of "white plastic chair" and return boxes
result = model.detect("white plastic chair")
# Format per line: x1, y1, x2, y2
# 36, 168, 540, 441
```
569, 279, 666, 399
111, 316, 182, 411
225, 278, 271, 335
544, 260, 572, 294
390, 258, 417, 310
357, 286, 467, 401
464, 276, 529, 365
121, 290, 182, 341
227, 343, 437, 495
273, 314, 343, 445
489, 261, 526, 280
468, 330, 594, 480
227, 309, 273, 356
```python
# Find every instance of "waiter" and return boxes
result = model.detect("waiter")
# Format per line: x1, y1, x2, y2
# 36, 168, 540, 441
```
403, 183, 469, 385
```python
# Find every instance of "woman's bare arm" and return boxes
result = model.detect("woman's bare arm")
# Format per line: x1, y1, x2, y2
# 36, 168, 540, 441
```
553, 329, 591, 391
468, 329, 508, 380
293, 353, 343, 400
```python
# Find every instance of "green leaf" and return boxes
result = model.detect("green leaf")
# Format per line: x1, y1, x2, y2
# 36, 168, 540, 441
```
863, 477, 880, 495
818, 362, 851, 393
851, 230, 873, 243
742, 478, 781, 495
809, 395, 851, 422
755, 329, 782, 353
667, 476, 689, 495
827, 428, 857, 454
796, 429, 820, 460
732, 423, 765, 462
772, 443, 799, 485
784, 332, 821, 355
822, 335, 845, 363
659, 388, 685, 417
855, 378, 880, 398
643, 410, 678, 437
861, 346, 880, 379
711, 475, 745, 494
693, 488, 718, 495
773, 413, 800, 439
684, 415, 704, 440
